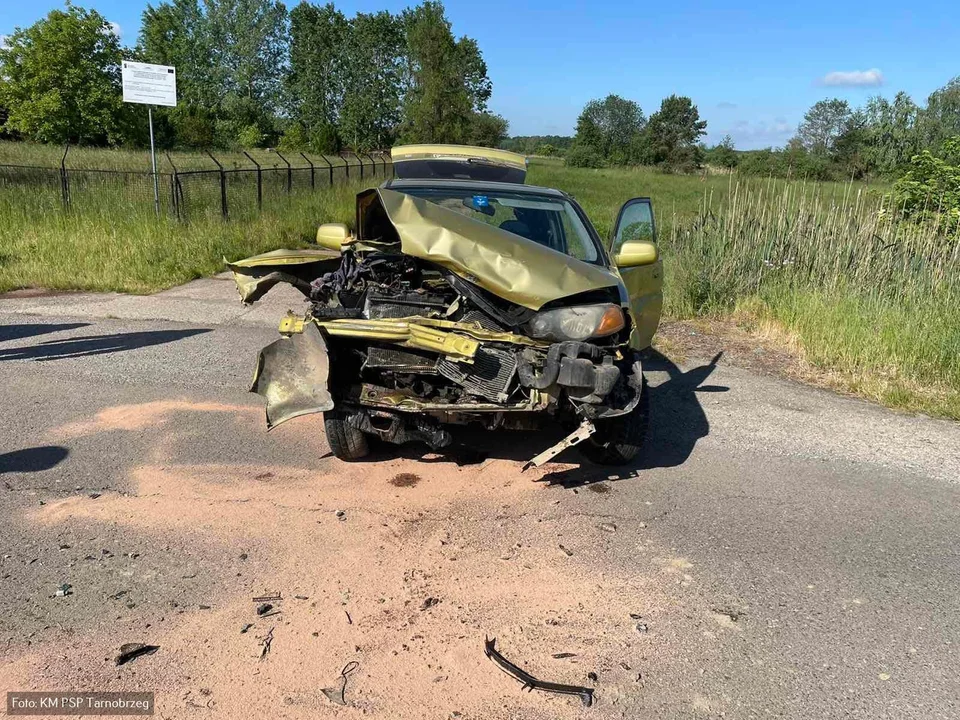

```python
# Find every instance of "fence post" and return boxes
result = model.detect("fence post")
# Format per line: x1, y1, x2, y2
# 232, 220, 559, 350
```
276, 151, 292, 193
363, 152, 376, 178
207, 151, 227, 219
340, 153, 350, 179
165, 152, 180, 221
243, 151, 262, 211
318, 154, 334, 186
300, 152, 315, 189
59, 143, 70, 209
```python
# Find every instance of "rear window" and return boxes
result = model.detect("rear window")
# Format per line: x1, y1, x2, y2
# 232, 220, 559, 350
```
399, 187, 602, 265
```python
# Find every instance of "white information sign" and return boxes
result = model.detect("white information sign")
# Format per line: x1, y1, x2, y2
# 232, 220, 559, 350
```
122, 61, 177, 107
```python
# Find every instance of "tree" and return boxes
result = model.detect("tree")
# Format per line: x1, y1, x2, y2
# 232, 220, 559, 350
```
287, 2, 347, 152
862, 92, 923, 174
794, 99, 851, 156
400, 1, 490, 143
139, 0, 287, 147
573, 95, 645, 164
643, 95, 707, 170
339, 10, 404, 150
0, 6, 128, 144
922, 77, 960, 151
706, 134, 738, 168
467, 111, 508, 147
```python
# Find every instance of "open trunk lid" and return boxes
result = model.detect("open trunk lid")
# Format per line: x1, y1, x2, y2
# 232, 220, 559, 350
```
391, 144, 527, 184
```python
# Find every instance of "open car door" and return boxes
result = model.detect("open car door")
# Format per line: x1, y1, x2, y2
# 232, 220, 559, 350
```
611, 198, 663, 349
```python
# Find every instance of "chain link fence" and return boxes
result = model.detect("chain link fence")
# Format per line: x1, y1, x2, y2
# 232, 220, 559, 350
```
0, 146, 393, 222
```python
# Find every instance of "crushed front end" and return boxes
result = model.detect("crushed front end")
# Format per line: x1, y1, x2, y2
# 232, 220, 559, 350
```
231, 187, 648, 467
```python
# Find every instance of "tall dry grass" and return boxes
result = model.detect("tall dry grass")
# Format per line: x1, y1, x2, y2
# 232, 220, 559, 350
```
664, 177, 960, 417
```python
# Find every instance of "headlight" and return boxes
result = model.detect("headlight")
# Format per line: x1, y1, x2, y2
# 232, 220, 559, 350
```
527, 304, 625, 342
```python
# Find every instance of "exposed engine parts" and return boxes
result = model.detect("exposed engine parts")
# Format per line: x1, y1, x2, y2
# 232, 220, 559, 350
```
297, 247, 644, 455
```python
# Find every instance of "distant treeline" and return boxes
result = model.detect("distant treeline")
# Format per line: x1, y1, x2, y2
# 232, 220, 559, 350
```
0, 1, 507, 152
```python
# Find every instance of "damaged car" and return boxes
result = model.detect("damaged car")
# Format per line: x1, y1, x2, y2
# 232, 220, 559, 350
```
229, 144, 663, 468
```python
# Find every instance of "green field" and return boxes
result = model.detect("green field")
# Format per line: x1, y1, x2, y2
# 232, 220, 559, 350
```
1, 143, 957, 419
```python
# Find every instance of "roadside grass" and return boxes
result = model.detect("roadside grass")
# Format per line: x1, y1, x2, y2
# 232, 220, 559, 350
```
0, 145, 956, 418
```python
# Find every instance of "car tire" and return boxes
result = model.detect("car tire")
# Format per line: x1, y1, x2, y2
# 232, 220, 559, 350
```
580, 377, 649, 466
323, 410, 370, 461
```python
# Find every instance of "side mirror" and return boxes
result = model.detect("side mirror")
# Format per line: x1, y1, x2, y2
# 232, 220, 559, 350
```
316, 223, 350, 250
615, 241, 658, 268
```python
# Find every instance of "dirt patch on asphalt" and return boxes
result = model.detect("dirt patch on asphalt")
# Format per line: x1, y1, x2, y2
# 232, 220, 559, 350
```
6, 451, 660, 719
52, 400, 258, 438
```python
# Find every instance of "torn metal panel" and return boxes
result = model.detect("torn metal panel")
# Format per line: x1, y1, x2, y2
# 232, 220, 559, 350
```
227, 248, 342, 304
372, 188, 622, 311
251, 321, 334, 429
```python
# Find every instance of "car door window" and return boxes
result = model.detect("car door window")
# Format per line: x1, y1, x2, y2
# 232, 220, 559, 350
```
613, 199, 655, 253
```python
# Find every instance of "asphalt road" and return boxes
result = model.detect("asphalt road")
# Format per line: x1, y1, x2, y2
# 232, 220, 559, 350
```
1, 279, 959, 719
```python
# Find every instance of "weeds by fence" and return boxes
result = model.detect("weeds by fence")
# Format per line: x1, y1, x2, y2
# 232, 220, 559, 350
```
0, 144, 393, 222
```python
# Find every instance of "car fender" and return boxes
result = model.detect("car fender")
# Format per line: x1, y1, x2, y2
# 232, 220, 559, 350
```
251, 321, 334, 429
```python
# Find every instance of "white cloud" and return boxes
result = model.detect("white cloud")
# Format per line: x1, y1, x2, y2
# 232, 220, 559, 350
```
109, 22, 122, 38
819, 68, 884, 87
0, 34, 9, 50
721, 118, 795, 149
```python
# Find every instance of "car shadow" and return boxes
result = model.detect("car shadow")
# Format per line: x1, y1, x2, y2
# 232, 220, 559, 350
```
352, 349, 727, 477
0, 446, 69, 474
538, 350, 727, 487
0, 329, 211, 361
0, 323, 90, 343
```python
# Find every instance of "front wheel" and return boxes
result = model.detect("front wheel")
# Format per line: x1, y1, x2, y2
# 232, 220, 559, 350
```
579, 378, 649, 465
323, 410, 370, 461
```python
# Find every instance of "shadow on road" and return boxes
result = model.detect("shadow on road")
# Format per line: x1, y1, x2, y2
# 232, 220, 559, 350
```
0, 329, 211, 361
0, 446, 69, 474
0, 323, 90, 343
537, 350, 727, 487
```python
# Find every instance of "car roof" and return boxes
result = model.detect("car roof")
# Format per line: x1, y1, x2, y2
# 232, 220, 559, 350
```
381, 178, 568, 199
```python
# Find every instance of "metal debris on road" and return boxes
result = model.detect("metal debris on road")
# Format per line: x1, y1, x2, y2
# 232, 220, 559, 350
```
55, 583, 72, 597
258, 628, 274, 661
551, 652, 577, 659
558, 544, 574, 557
256, 603, 274, 616
115, 643, 159, 666
484, 637, 594, 708
253, 593, 282, 603
240, 624, 254, 634
345, 610, 353, 625
321, 661, 359, 706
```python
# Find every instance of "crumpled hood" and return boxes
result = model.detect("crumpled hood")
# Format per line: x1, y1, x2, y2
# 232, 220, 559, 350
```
369, 188, 621, 310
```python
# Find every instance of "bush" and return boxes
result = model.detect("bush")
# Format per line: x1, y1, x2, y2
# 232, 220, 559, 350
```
893, 137, 960, 230
565, 143, 605, 168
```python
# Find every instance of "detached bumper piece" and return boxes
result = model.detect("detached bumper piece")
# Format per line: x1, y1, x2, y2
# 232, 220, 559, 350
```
484, 637, 594, 708
522, 420, 596, 471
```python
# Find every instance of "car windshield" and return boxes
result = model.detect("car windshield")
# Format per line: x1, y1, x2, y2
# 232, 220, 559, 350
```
399, 187, 603, 264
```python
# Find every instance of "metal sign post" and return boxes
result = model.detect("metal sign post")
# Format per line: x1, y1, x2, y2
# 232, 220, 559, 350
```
122, 61, 177, 217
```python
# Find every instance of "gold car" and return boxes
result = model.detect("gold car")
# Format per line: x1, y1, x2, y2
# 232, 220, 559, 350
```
230, 145, 663, 468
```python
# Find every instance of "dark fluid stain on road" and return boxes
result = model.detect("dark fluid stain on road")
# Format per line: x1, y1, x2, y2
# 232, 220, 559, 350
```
587, 483, 611, 494
389, 472, 421, 488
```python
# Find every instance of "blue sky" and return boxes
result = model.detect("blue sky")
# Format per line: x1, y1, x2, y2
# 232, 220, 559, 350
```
2, 0, 957, 148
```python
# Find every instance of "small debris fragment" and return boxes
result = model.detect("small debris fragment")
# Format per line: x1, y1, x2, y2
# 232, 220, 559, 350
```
558, 544, 573, 557
294, 595, 309, 600
878, 673, 891, 681
88, 493, 101, 499
420, 597, 440, 611
598, 522, 617, 533
552, 652, 577, 659
619, 661, 632, 671
198, 605, 211, 610
239, 553, 248, 561
258, 628, 274, 660
115, 643, 159, 666
253, 594, 282, 603
240, 624, 254, 634
587, 671, 599, 682
256, 603, 274, 616
55, 584, 72, 597
59, 544, 71, 550
629, 613, 643, 620
345, 610, 352, 625
321, 661, 359, 706
635, 622, 649, 634
335, 510, 346, 521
